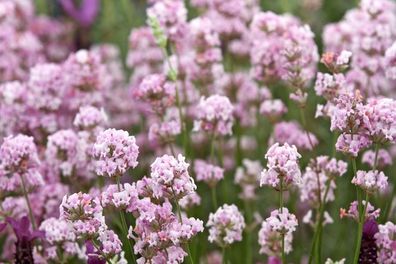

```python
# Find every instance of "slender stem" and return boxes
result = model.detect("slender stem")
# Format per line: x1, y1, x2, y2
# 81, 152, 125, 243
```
19, 174, 36, 230
373, 143, 380, 171
244, 200, 253, 264
279, 180, 286, 264
353, 192, 369, 264
116, 177, 136, 264
222, 246, 227, 264
162, 47, 188, 157
299, 107, 315, 151
175, 202, 194, 264
211, 187, 218, 209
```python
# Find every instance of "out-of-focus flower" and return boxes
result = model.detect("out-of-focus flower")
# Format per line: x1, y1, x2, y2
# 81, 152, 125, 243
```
362, 149, 392, 169
269, 121, 318, 151
194, 160, 224, 187
194, 95, 234, 136
234, 159, 262, 201
0, 134, 43, 192
340, 200, 380, 222
375, 221, 396, 263
207, 204, 245, 246
352, 170, 388, 193
60, 0, 100, 28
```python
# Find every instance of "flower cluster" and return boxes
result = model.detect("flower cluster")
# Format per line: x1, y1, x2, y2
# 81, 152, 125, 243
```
207, 204, 245, 246
260, 143, 302, 189
269, 121, 318, 151
130, 201, 203, 263
59, 192, 105, 237
194, 95, 234, 136
149, 154, 196, 201
0, 134, 43, 191
258, 208, 298, 257
351, 170, 388, 193
133, 73, 176, 114
194, 160, 224, 187
92, 128, 139, 178
323, 0, 396, 96
234, 159, 262, 201
375, 221, 396, 263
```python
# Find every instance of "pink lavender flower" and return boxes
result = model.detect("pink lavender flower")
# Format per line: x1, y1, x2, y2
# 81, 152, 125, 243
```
27, 63, 65, 111
126, 27, 163, 87
258, 208, 298, 257
320, 50, 352, 73
130, 201, 203, 263
148, 108, 181, 143
60, 192, 105, 237
323, 0, 396, 96
39, 217, 80, 260
46, 129, 81, 177
179, 192, 201, 209
194, 95, 234, 136
385, 41, 396, 79
258, 217, 293, 256
362, 149, 392, 169
147, 0, 187, 43
260, 100, 287, 122
98, 229, 122, 258
269, 121, 318, 151
133, 73, 176, 114
250, 12, 318, 94
260, 143, 302, 189
335, 133, 371, 157
194, 160, 224, 187
314, 73, 346, 101
101, 183, 139, 211
375, 221, 396, 263
340, 200, 380, 222
149, 154, 196, 201
299, 156, 347, 207
73, 105, 108, 131
92, 128, 139, 178
207, 204, 245, 246
352, 170, 388, 192
234, 159, 262, 201
188, 17, 223, 87
62, 49, 110, 110
359, 98, 396, 144
0, 134, 43, 191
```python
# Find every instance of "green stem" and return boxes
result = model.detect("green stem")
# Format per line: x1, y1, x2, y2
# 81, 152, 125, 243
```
175, 202, 194, 264
279, 181, 286, 264
222, 246, 227, 264
211, 187, 218, 209
244, 200, 253, 264
19, 174, 36, 230
116, 177, 136, 264
353, 192, 369, 264
299, 107, 315, 151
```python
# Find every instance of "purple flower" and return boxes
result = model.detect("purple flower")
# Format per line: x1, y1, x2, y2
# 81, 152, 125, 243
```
4, 216, 44, 264
60, 0, 100, 28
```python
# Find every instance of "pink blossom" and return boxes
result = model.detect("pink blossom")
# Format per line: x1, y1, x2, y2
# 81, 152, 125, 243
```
352, 170, 388, 192
194, 160, 224, 187
362, 149, 392, 169
260, 143, 302, 189
375, 221, 396, 263
0, 134, 43, 191
92, 128, 139, 178
207, 204, 245, 246
194, 95, 234, 136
